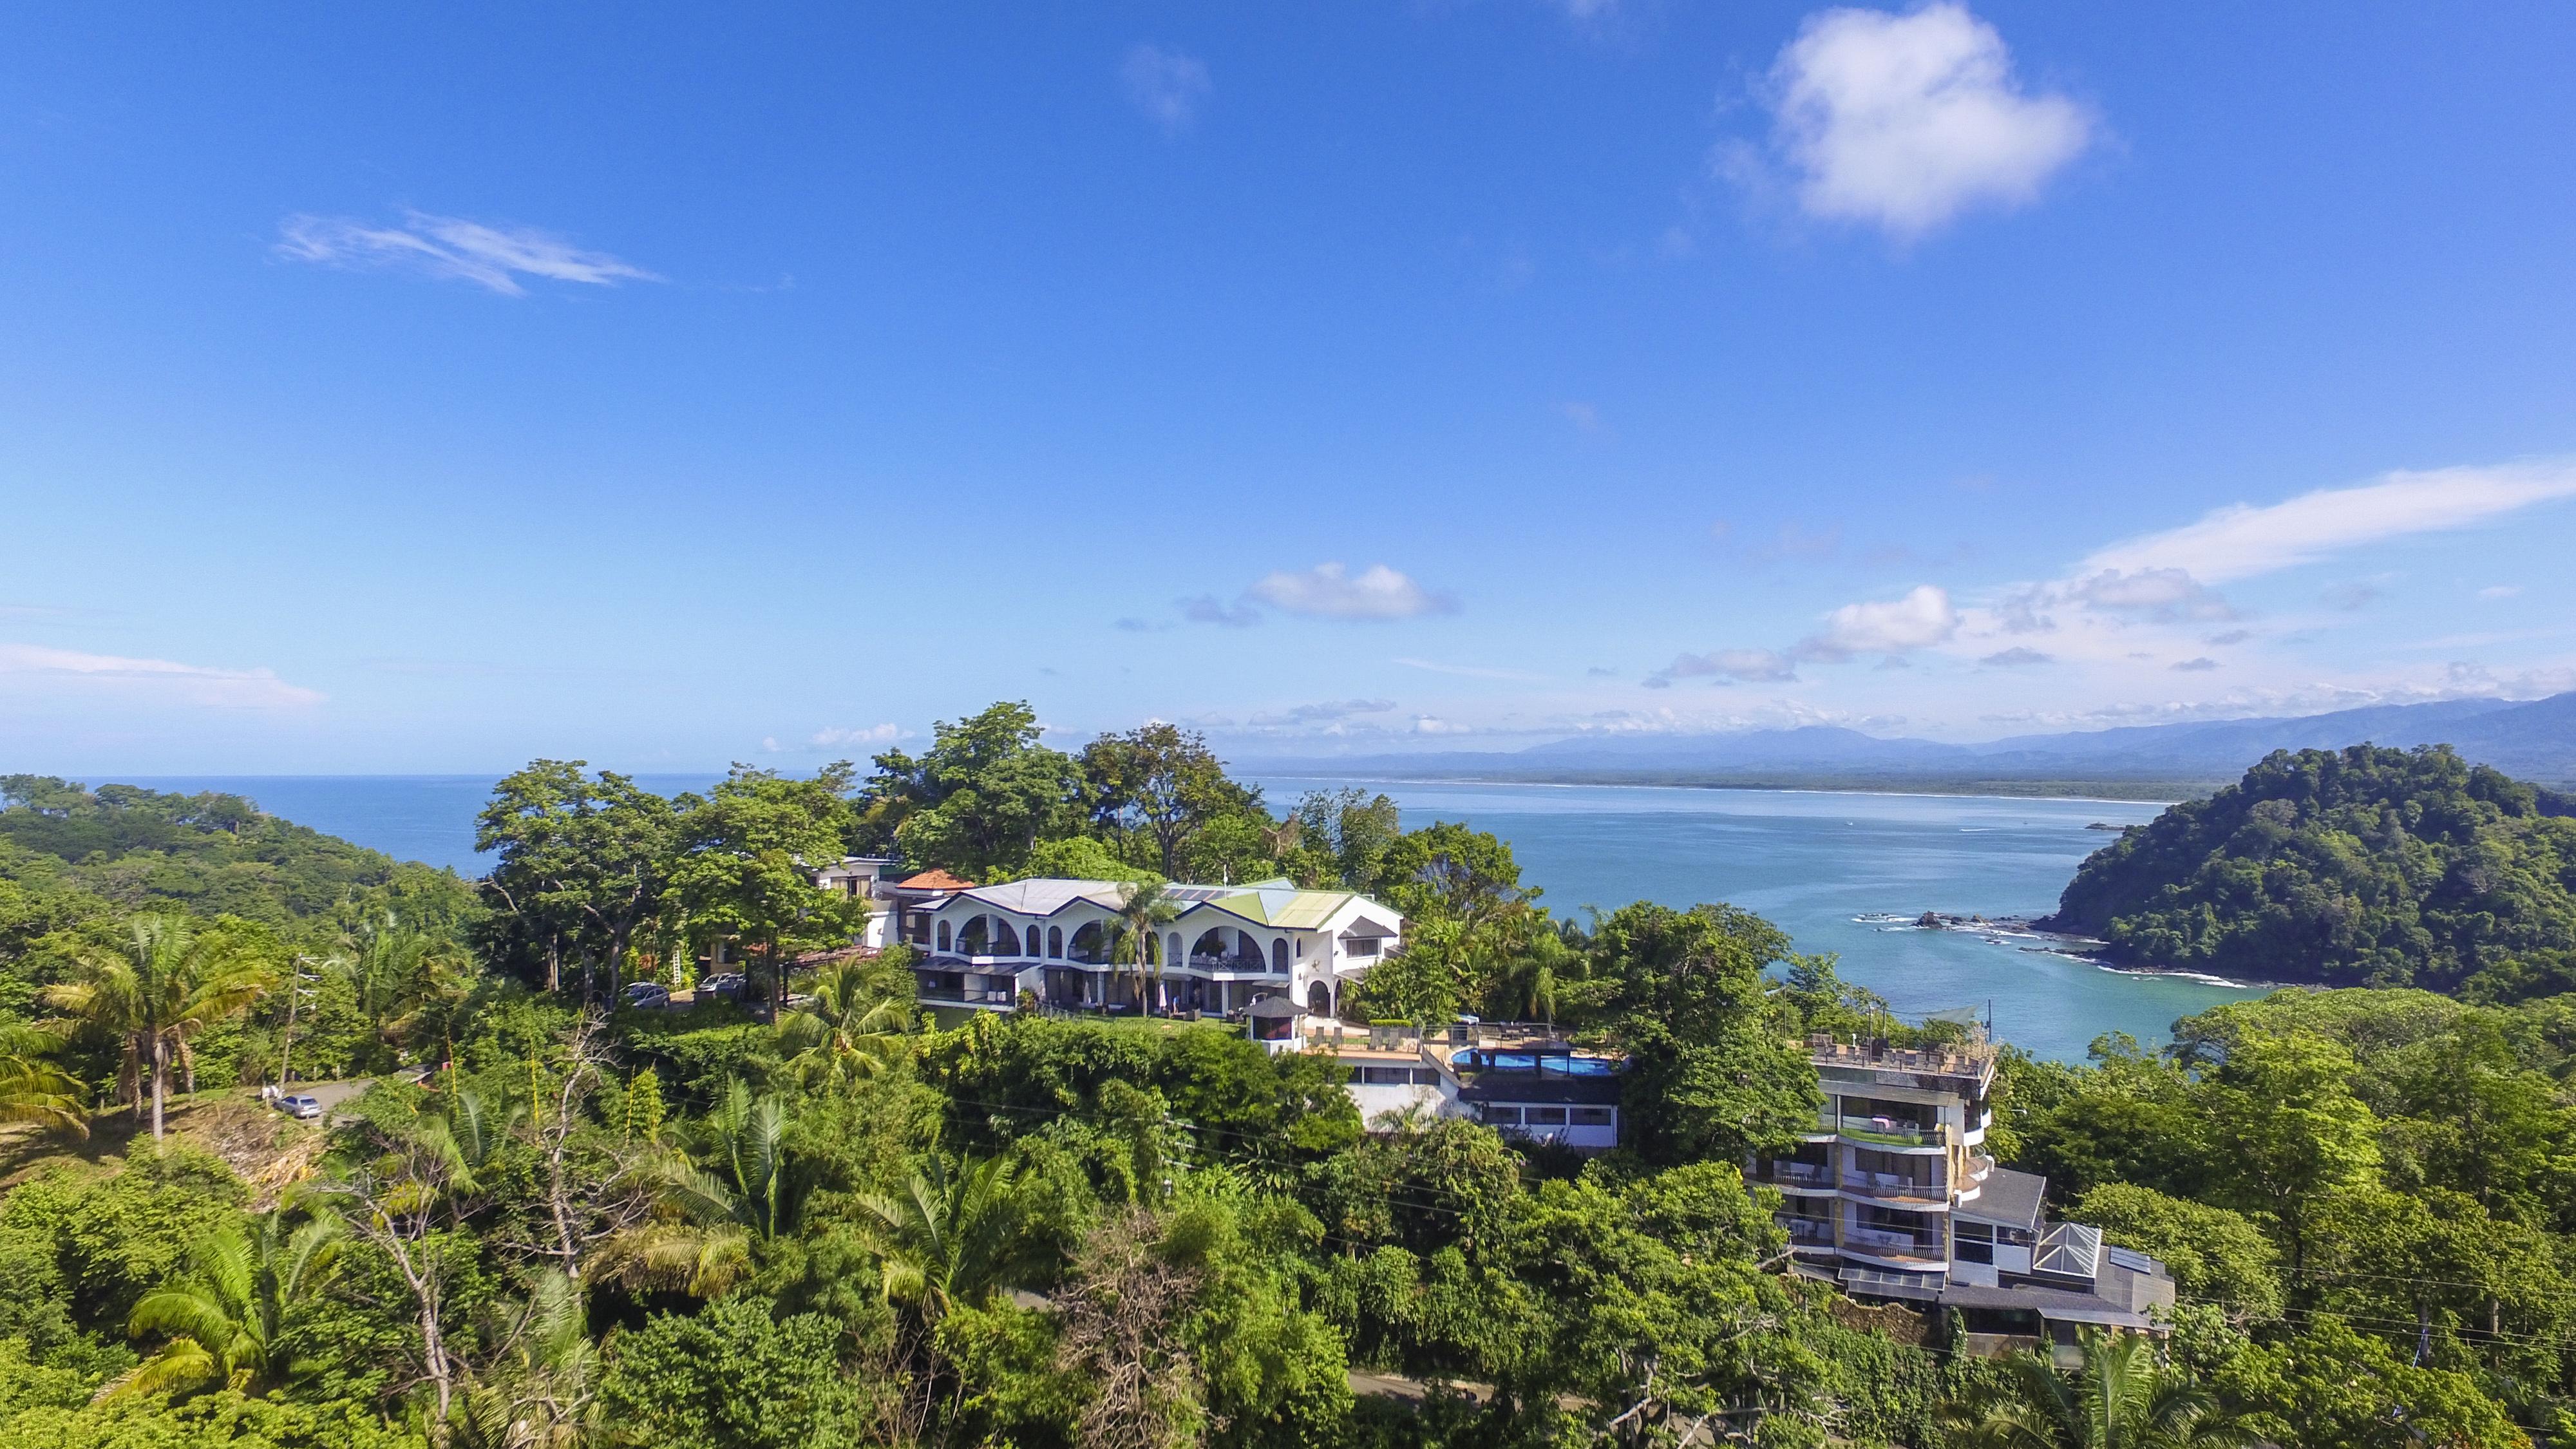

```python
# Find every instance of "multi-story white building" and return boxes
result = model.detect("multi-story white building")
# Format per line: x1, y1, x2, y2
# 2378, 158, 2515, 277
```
886, 875, 1403, 1016
1754, 1034, 2176, 1357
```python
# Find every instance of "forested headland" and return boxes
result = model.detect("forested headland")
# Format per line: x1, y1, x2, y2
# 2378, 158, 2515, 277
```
2045, 744, 2576, 999
0, 706, 2570, 1448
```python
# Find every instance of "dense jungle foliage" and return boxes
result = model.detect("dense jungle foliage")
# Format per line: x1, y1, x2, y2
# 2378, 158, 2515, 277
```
1, 708, 2571, 1448
2045, 744, 2576, 999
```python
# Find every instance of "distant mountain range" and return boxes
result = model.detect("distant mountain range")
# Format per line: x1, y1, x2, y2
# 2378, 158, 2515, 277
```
1236, 691, 2576, 795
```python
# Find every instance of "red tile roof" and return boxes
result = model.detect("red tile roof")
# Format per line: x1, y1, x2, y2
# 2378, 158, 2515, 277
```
898, 869, 975, 891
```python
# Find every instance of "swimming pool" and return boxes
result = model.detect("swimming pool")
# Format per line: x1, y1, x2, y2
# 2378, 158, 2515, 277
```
1451, 1049, 1620, 1076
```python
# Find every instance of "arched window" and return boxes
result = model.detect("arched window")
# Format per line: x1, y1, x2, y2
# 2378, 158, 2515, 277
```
1069, 922, 1103, 963
936, 920, 952, 952
1191, 928, 1229, 964
957, 916, 990, 956
993, 920, 1022, 956
1307, 981, 1331, 1016
1270, 938, 1288, 972
1048, 926, 1063, 958
1166, 932, 1184, 970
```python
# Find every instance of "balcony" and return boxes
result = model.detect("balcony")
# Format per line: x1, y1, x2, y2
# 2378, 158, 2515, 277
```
1839, 1171, 1949, 1204
1841, 1224, 1945, 1263
1188, 952, 1282, 974
1778, 1215, 1836, 1246
1837, 1114, 1939, 1148
1755, 1160, 1835, 1195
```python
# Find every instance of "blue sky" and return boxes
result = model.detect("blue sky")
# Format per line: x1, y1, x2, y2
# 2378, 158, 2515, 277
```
6, 2, 2575, 773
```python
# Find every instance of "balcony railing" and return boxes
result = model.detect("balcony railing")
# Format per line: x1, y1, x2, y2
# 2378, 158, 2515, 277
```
1188, 952, 1282, 974
1837, 1115, 1938, 1146
1840, 1173, 1946, 1200
922, 989, 1015, 1007
1780, 1217, 1835, 1244
1842, 1225, 1944, 1258
1759, 1160, 1831, 1185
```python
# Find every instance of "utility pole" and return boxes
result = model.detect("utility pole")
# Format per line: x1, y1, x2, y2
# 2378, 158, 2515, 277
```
277, 954, 321, 1088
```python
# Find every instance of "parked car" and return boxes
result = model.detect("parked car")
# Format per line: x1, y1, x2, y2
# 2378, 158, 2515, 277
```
276, 1094, 324, 1120
700, 972, 746, 1000
622, 981, 672, 1010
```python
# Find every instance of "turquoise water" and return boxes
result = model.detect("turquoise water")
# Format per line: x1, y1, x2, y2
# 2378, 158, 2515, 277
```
1250, 777, 2261, 1062
121, 773, 2262, 1061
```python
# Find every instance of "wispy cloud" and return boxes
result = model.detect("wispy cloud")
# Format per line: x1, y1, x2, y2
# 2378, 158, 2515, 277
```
0, 643, 322, 708
1980, 647, 2052, 667
1121, 44, 1211, 135
2081, 460, 2576, 584
1649, 648, 1801, 687
810, 724, 902, 749
1247, 563, 1457, 621
1249, 698, 1397, 727
276, 209, 660, 296
1748, 2, 2092, 240
1392, 657, 1548, 682
1181, 594, 1262, 628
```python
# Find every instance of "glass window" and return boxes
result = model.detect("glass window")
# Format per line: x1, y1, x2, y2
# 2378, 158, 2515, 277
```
1570, 1107, 1613, 1126
1483, 1106, 1522, 1126
1526, 1107, 1569, 1126
1048, 927, 1063, 958
1412, 1068, 1441, 1085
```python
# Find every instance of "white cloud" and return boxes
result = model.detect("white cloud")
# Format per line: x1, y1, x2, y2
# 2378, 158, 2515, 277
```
0, 643, 323, 708
1121, 44, 1211, 135
1760, 2, 2092, 238
2478, 585, 2523, 600
2082, 459, 2576, 584
1807, 583, 1959, 656
1247, 563, 1457, 621
810, 724, 902, 749
276, 210, 659, 296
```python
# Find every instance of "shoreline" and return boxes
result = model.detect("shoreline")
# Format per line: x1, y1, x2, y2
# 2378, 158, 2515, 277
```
1853, 911, 2273, 993
1250, 773, 2190, 808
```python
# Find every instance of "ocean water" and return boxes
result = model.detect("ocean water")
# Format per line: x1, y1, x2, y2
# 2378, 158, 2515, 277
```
1248, 777, 2259, 1061
122, 773, 2260, 1061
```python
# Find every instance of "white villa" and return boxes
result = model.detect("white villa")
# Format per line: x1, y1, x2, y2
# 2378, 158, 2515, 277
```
879, 873, 1403, 1017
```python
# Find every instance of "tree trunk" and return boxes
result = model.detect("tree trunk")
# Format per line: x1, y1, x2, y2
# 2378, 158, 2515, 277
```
151, 1036, 167, 1141
545, 935, 560, 994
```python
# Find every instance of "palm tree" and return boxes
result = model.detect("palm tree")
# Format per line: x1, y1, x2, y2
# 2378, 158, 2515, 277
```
121, 1209, 343, 1396
854, 1153, 1040, 1323
1112, 880, 1180, 1015
455, 1271, 598, 1449
777, 955, 915, 1088
0, 1022, 87, 1137
1940, 1330, 2253, 1449
43, 914, 273, 1140
332, 913, 464, 1065
600, 1079, 795, 1296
